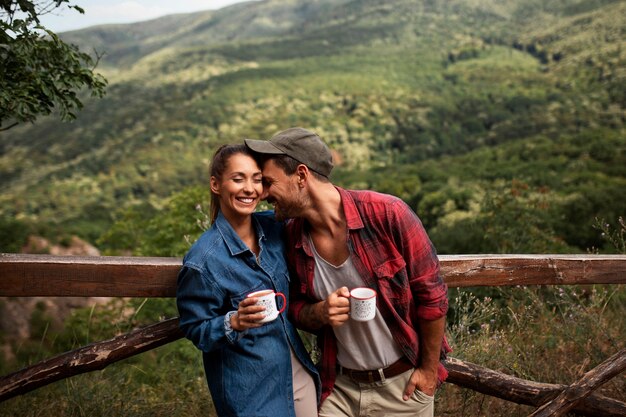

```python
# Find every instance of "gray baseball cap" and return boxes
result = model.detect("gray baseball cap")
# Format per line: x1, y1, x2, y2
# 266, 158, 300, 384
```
245, 127, 333, 177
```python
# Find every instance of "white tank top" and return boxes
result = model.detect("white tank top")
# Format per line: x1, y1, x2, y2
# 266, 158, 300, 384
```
309, 236, 404, 370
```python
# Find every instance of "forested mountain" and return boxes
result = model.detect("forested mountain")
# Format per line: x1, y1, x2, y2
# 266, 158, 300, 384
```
0, 0, 624, 255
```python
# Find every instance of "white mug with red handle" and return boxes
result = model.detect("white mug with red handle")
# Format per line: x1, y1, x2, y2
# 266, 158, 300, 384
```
247, 289, 286, 323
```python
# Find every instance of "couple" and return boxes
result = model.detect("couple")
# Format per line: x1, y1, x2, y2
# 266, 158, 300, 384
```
176, 128, 450, 417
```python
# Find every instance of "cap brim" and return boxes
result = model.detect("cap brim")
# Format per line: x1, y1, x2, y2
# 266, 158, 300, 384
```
244, 138, 285, 155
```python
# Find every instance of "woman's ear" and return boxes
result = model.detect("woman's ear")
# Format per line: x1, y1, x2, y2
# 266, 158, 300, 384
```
210, 176, 220, 195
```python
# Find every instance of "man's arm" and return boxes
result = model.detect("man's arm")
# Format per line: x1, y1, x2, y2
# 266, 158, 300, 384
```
387, 199, 449, 399
403, 316, 446, 399
296, 287, 351, 330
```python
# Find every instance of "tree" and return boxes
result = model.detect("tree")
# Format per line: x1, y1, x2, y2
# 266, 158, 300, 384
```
0, 0, 107, 131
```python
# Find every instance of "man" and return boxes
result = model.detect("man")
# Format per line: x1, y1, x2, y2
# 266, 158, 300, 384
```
245, 128, 449, 417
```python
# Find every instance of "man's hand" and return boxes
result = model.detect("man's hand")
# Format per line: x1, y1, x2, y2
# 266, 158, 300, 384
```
230, 296, 266, 331
402, 367, 437, 401
402, 315, 446, 400
299, 286, 351, 329
324, 286, 351, 327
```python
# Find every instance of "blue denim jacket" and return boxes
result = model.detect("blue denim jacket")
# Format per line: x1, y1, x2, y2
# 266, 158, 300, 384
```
177, 211, 320, 417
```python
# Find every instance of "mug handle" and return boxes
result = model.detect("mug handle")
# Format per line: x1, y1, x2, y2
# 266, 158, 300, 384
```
275, 292, 286, 314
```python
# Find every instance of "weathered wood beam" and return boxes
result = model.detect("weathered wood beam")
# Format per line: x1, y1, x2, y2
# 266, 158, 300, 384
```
0, 317, 184, 403
2, 253, 625, 297
441, 254, 626, 287
0, 253, 181, 297
444, 357, 626, 417
528, 348, 626, 417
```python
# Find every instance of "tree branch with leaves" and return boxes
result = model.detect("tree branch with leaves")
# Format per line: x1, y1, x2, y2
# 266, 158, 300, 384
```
0, 0, 107, 131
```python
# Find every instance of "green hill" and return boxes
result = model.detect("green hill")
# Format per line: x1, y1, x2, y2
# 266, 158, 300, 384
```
0, 0, 624, 255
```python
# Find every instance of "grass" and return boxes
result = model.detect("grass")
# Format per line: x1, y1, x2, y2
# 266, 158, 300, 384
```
1, 341, 216, 417
438, 284, 626, 415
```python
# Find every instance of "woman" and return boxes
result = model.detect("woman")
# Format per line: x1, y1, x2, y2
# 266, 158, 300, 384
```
176, 144, 319, 417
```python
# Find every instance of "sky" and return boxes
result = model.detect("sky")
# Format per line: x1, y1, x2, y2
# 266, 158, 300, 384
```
38, 0, 258, 33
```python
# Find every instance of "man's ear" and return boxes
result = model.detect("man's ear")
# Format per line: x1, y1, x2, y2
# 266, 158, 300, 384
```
296, 164, 309, 187
210, 176, 220, 195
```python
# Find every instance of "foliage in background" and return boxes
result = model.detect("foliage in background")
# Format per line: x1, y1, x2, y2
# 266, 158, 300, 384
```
1, 0, 623, 255
0, 215, 31, 252
97, 186, 210, 256
0, 0, 107, 131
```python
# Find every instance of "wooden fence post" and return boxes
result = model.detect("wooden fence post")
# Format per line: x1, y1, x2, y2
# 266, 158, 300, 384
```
528, 348, 626, 417
444, 357, 626, 417
0, 318, 184, 403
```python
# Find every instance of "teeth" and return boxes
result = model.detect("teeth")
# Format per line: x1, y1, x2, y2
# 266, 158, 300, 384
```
238, 198, 254, 203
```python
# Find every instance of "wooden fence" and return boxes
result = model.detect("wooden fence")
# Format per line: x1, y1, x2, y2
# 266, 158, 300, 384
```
1, 253, 625, 416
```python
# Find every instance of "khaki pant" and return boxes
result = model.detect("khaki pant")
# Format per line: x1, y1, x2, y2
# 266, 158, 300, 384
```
319, 368, 434, 417
291, 349, 318, 417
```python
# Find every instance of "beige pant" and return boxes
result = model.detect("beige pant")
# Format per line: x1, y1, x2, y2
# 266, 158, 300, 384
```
319, 368, 434, 417
291, 349, 318, 417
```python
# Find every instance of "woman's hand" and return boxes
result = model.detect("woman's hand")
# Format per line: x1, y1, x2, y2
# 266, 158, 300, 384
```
230, 296, 267, 331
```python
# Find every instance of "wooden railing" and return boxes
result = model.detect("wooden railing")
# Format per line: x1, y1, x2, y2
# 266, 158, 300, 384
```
1, 253, 625, 416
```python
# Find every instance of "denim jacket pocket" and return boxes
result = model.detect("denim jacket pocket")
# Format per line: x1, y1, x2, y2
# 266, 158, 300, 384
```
229, 283, 264, 310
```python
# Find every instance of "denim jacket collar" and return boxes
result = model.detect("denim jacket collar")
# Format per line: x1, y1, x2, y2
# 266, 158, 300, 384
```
213, 211, 266, 256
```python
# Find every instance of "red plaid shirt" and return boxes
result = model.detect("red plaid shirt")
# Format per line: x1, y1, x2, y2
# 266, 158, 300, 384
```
286, 187, 450, 403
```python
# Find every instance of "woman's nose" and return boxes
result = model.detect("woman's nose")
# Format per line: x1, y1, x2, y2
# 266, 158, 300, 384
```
243, 180, 254, 193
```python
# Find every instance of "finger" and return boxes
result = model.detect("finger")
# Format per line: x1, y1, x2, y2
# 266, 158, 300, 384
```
239, 297, 258, 307
330, 286, 350, 300
402, 369, 423, 401
244, 311, 266, 321
336, 296, 350, 307
328, 292, 350, 308
330, 286, 349, 299
329, 305, 350, 315
240, 304, 266, 315
240, 322, 263, 330
242, 305, 267, 318
237, 312, 266, 329
329, 313, 350, 327
338, 286, 350, 297
403, 377, 417, 401
243, 320, 264, 328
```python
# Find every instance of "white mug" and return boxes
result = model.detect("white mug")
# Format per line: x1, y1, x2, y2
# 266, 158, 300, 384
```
247, 289, 286, 323
350, 287, 377, 321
